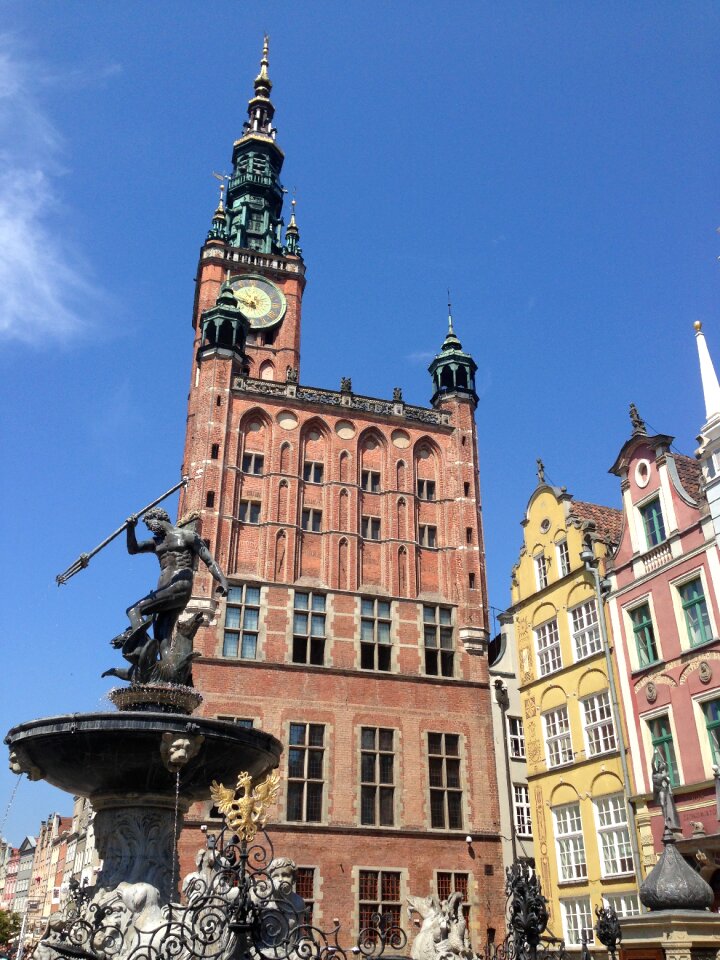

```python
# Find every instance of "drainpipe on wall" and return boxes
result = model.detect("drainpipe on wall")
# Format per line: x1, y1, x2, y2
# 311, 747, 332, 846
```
581, 547, 645, 895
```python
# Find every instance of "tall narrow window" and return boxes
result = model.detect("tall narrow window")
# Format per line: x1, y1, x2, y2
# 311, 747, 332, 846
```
287, 723, 324, 822
595, 795, 633, 876
507, 717, 526, 759
423, 606, 454, 677
561, 898, 594, 946
358, 871, 401, 932
222, 585, 261, 658
303, 461, 324, 484
361, 470, 381, 493
544, 706, 573, 768
648, 714, 679, 786
553, 803, 587, 881
556, 540, 571, 577
630, 603, 659, 667
703, 698, 720, 764
679, 578, 713, 646
301, 508, 322, 532
582, 692, 617, 756
360, 598, 392, 671
535, 618, 562, 676
293, 591, 326, 666
534, 554, 548, 589
241, 452, 264, 475
436, 872, 470, 922
361, 516, 381, 540
239, 500, 261, 524
360, 727, 395, 826
513, 784, 532, 836
428, 732, 463, 829
570, 599, 602, 660
417, 479, 436, 501
640, 497, 666, 548
295, 868, 316, 927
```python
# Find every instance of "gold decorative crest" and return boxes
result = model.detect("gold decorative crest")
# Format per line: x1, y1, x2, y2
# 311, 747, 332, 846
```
209, 770, 280, 841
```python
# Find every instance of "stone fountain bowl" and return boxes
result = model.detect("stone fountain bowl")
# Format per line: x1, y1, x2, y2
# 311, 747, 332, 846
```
5, 712, 282, 802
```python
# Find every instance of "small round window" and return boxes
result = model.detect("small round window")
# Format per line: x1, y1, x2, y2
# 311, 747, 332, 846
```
540, 518, 551, 533
635, 459, 651, 489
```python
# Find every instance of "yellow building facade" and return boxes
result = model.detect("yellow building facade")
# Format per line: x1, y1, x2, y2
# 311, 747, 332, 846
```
509, 480, 641, 947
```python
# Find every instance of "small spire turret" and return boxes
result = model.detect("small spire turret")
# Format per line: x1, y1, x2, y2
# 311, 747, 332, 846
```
207, 179, 229, 242
284, 198, 302, 257
197, 273, 249, 360
428, 303, 478, 407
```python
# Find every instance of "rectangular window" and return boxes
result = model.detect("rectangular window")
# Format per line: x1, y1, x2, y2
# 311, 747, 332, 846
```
287, 723, 324, 822
544, 706, 573, 768
554, 803, 587, 881
211, 443, 220, 459
217, 715, 254, 728
360, 598, 392, 671
361, 470, 381, 493
603, 893, 640, 918
679, 578, 713, 646
360, 727, 395, 826
419, 524, 437, 547
703, 698, 720, 765
222, 584, 261, 658
423, 605, 455, 677
535, 554, 548, 589
570, 599, 602, 660
630, 603, 659, 667
295, 867, 316, 928
241, 452, 264, 475
557, 540, 571, 577
436, 872, 470, 922
303, 461, 324, 484
640, 497, 666, 548
292, 591, 326, 666
561, 897, 594, 946
301, 508, 322, 532
582, 691, 617, 756
508, 716, 526, 759
358, 871, 401, 933
513, 784, 532, 836
648, 714, 679, 786
428, 732, 463, 829
595, 795, 633, 877
535, 619, 562, 676
239, 500, 261, 524
362, 516, 381, 540
417, 479, 436, 501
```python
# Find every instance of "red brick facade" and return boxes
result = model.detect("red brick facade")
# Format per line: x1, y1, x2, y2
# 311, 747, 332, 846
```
176, 147, 503, 945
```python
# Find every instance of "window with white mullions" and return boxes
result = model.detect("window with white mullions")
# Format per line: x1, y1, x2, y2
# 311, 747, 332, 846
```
222, 584, 261, 658
360, 727, 395, 826
423, 606, 454, 677
513, 784, 532, 836
553, 803, 587, 881
535, 618, 562, 676
595, 795, 633, 876
561, 897, 594, 946
292, 591, 326, 666
535, 554, 548, 589
570, 599, 602, 660
544, 706, 573, 768
360, 598, 392, 671
507, 716, 525, 759
428, 732, 463, 829
582, 691, 617, 756
556, 539, 571, 577
287, 723, 324, 822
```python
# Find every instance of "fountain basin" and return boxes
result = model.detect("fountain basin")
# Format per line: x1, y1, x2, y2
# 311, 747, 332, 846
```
5, 712, 282, 801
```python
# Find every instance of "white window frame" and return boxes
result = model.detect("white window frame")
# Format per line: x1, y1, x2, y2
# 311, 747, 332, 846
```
534, 553, 549, 590
513, 784, 532, 837
535, 618, 562, 676
581, 691, 617, 757
553, 802, 587, 882
507, 716, 526, 760
556, 539, 571, 577
560, 897, 594, 946
543, 706, 573, 768
569, 598, 602, 661
669, 566, 718, 653
602, 892, 640, 918
593, 794, 634, 877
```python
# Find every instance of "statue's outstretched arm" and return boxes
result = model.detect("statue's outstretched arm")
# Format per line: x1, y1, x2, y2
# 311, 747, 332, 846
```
126, 516, 156, 555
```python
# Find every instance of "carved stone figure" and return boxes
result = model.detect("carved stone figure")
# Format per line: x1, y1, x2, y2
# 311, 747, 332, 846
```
393, 386, 403, 402
107, 509, 227, 683
286, 365, 298, 383
651, 749, 681, 834
160, 732, 204, 773
407, 892, 472, 960
340, 377, 352, 392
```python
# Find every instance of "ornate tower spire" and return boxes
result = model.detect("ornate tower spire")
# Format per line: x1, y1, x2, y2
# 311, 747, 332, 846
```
284, 198, 301, 257
224, 36, 288, 254
694, 321, 720, 422
428, 305, 478, 407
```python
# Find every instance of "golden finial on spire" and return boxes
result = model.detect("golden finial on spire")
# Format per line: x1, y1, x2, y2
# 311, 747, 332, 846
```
256, 34, 271, 84
447, 288, 455, 334
695, 320, 703, 332
212, 172, 227, 212
289, 197, 297, 227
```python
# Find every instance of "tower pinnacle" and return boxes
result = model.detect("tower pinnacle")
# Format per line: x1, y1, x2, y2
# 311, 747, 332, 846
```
428, 305, 478, 407
694, 322, 720, 422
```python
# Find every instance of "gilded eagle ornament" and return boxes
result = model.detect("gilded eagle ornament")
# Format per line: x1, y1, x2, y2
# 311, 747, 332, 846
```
209, 770, 280, 841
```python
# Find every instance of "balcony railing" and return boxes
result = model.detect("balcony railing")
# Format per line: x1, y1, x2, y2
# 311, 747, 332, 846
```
642, 540, 672, 573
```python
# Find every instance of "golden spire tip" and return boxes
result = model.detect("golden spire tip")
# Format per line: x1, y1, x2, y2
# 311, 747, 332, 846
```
695, 320, 703, 332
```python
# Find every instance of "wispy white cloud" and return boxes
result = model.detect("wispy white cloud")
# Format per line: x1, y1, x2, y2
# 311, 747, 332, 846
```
0, 36, 107, 345
406, 350, 435, 363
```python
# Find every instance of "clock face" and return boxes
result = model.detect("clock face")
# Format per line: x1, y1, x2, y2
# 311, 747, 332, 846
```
230, 274, 286, 329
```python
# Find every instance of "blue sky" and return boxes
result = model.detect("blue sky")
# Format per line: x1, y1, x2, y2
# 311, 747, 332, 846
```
1, 2, 719, 842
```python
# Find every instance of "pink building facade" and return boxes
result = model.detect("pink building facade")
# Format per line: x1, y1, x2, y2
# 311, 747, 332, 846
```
606, 405, 720, 880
